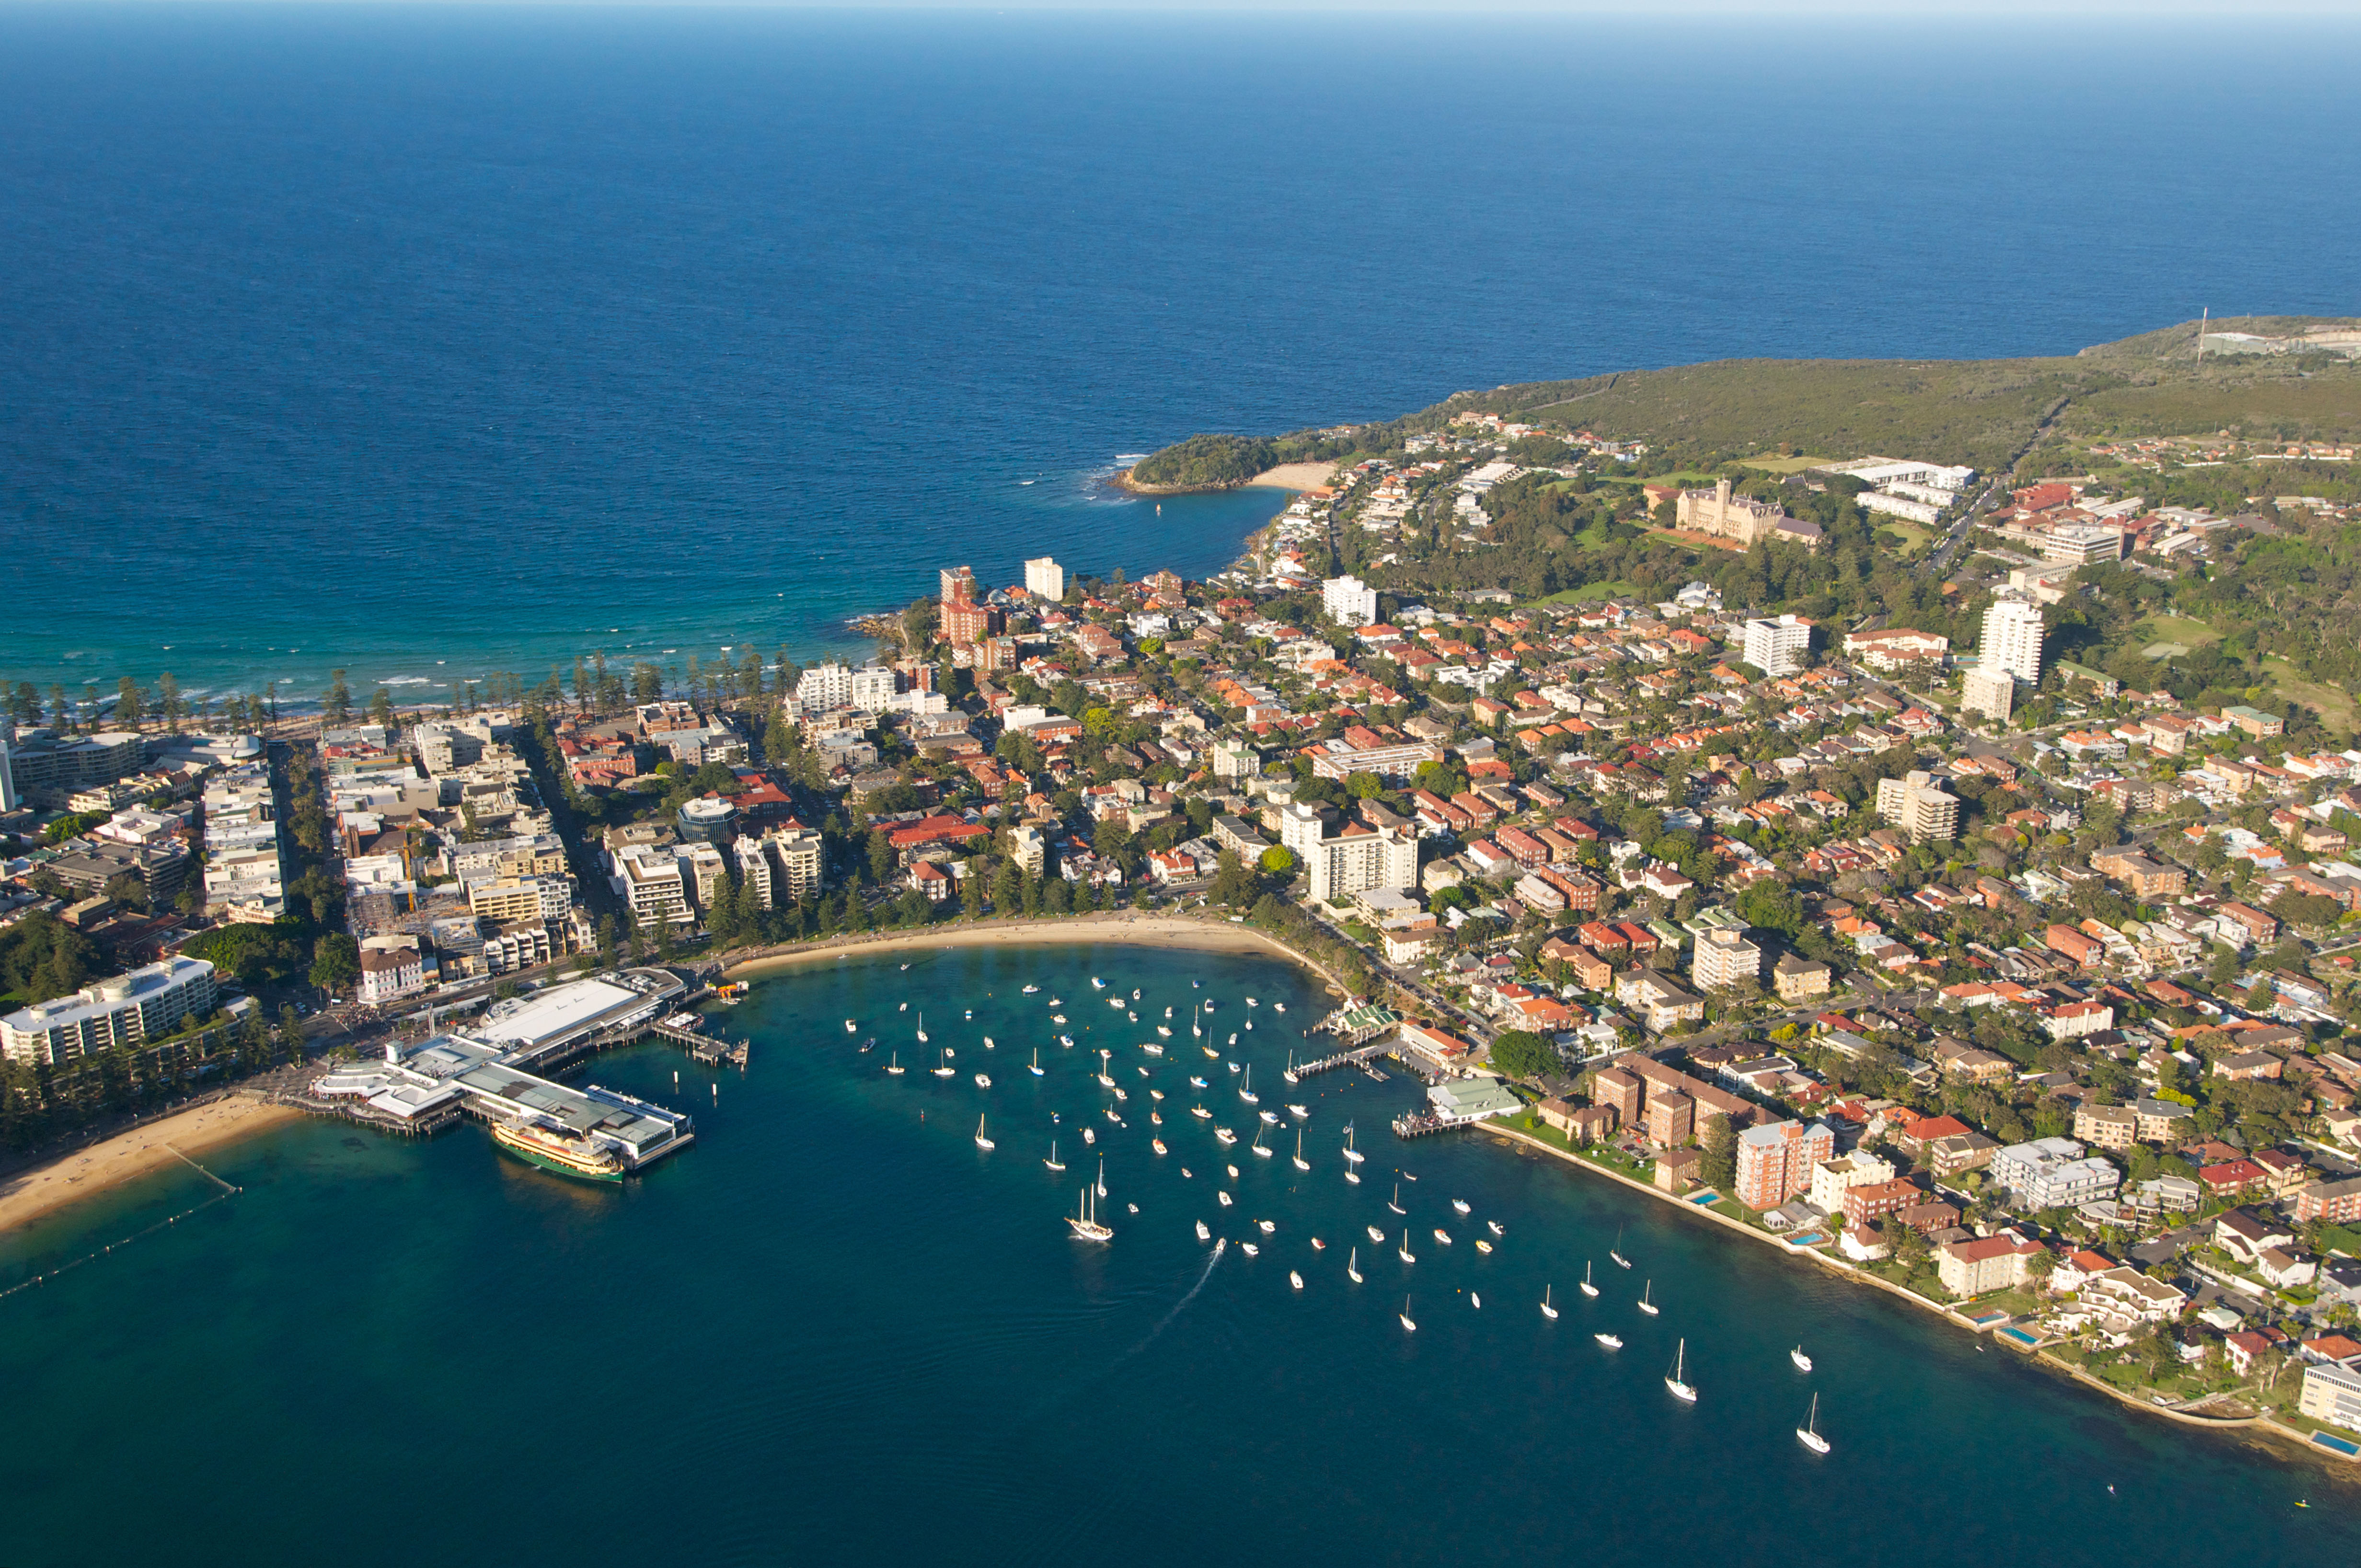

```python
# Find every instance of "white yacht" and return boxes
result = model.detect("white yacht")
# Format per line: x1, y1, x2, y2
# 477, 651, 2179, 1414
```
1044, 1141, 1064, 1172
1541, 1286, 1558, 1321
1347, 1246, 1363, 1284
974, 1115, 994, 1151
1792, 1345, 1814, 1373
1579, 1262, 1598, 1298
1196, 1219, 1211, 1242
1637, 1281, 1658, 1316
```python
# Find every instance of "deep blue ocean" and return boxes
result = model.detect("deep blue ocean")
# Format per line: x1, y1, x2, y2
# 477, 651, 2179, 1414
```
6, 6, 2360, 706
5, 944, 2357, 1566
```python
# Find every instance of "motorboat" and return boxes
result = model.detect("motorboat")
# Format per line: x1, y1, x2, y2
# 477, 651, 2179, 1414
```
1451, 1199, 1471, 1217
1310, 1237, 1326, 1251
1152, 1139, 1168, 1156
1189, 1076, 1208, 1089
1082, 1127, 1095, 1145
1023, 984, 1038, 994
1474, 1239, 1492, 1254
1487, 1221, 1504, 1238
844, 1020, 857, 1033
1191, 1105, 1212, 1120
1432, 1228, 1452, 1246
1287, 1104, 1309, 1119
1196, 1219, 1211, 1242
1258, 1110, 1280, 1126
1290, 1270, 1304, 1291
1216, 1127, 1237, 1145
1595, 1333, 1622, 1350
1257, 1220, 1275, 1234
1241, 1243, 1258, 1257
1792, 1345, 1814, 1373
1366, 1224, 1386, 1244
1217, 1190, 1233, 1207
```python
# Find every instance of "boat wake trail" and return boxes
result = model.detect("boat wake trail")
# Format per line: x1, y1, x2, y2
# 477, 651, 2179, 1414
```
1127, 1237, 1224, 1360
1007, 1241, 1225, 1431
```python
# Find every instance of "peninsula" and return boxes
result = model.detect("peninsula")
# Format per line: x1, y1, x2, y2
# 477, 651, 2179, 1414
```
11, 315, 2361, 1459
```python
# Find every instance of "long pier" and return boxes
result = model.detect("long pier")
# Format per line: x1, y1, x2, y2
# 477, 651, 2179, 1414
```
1291, 1043, 1392, 1082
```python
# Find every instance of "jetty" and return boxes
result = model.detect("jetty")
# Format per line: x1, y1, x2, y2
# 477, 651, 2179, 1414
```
1293, 1043, 1394, 1083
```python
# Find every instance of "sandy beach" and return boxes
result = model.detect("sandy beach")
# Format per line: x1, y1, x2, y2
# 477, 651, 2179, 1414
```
724, 912, 1347, 991
0, 1096, 305, 1237
1244, 461, 1337, 491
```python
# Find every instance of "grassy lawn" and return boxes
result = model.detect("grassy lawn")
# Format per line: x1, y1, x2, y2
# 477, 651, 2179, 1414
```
2263, 657, 2357, 731
1538, 580, 1642, 605
1873, 520, 1934, 555
2135, 613, 2223, 650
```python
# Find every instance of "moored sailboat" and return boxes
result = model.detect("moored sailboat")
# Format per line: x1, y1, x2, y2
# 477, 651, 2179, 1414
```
1665, 1339, 1697, 1404
1797, 1394, 1830, 1454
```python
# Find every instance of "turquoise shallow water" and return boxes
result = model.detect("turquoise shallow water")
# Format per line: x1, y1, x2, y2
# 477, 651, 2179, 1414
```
0, 944, 2352, 1566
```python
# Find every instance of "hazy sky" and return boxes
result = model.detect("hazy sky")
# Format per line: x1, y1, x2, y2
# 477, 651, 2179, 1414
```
111, 0, 2361, 14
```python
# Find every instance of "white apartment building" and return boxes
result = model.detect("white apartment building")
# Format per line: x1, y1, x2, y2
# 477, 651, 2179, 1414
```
1009, 823, 1047, 877
2, 957, 218, 1066
1691, 927, 1762, 990
1278, 801, 1417, 906
1322, 575, 1380, 628
1025, 555, 1067, 602
734, 836, 774, 910
676, 842, 729, 919
611, 842, 690, 930
1981, 595, 2044, 683
1860, 490, 1945, 526
1741, 615, 1813, 677
1991, 1136, 2121, 1210
761, 825, 825, 902
795, 661, 855, 715
1822, 457, 1976, 492
849, 664, 899, 712
1807, 1150, 1898, 1215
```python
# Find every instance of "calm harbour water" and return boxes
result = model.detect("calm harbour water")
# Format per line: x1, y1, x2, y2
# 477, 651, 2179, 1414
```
6, 8, 2361, 700
0, 944, 2352, 1565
